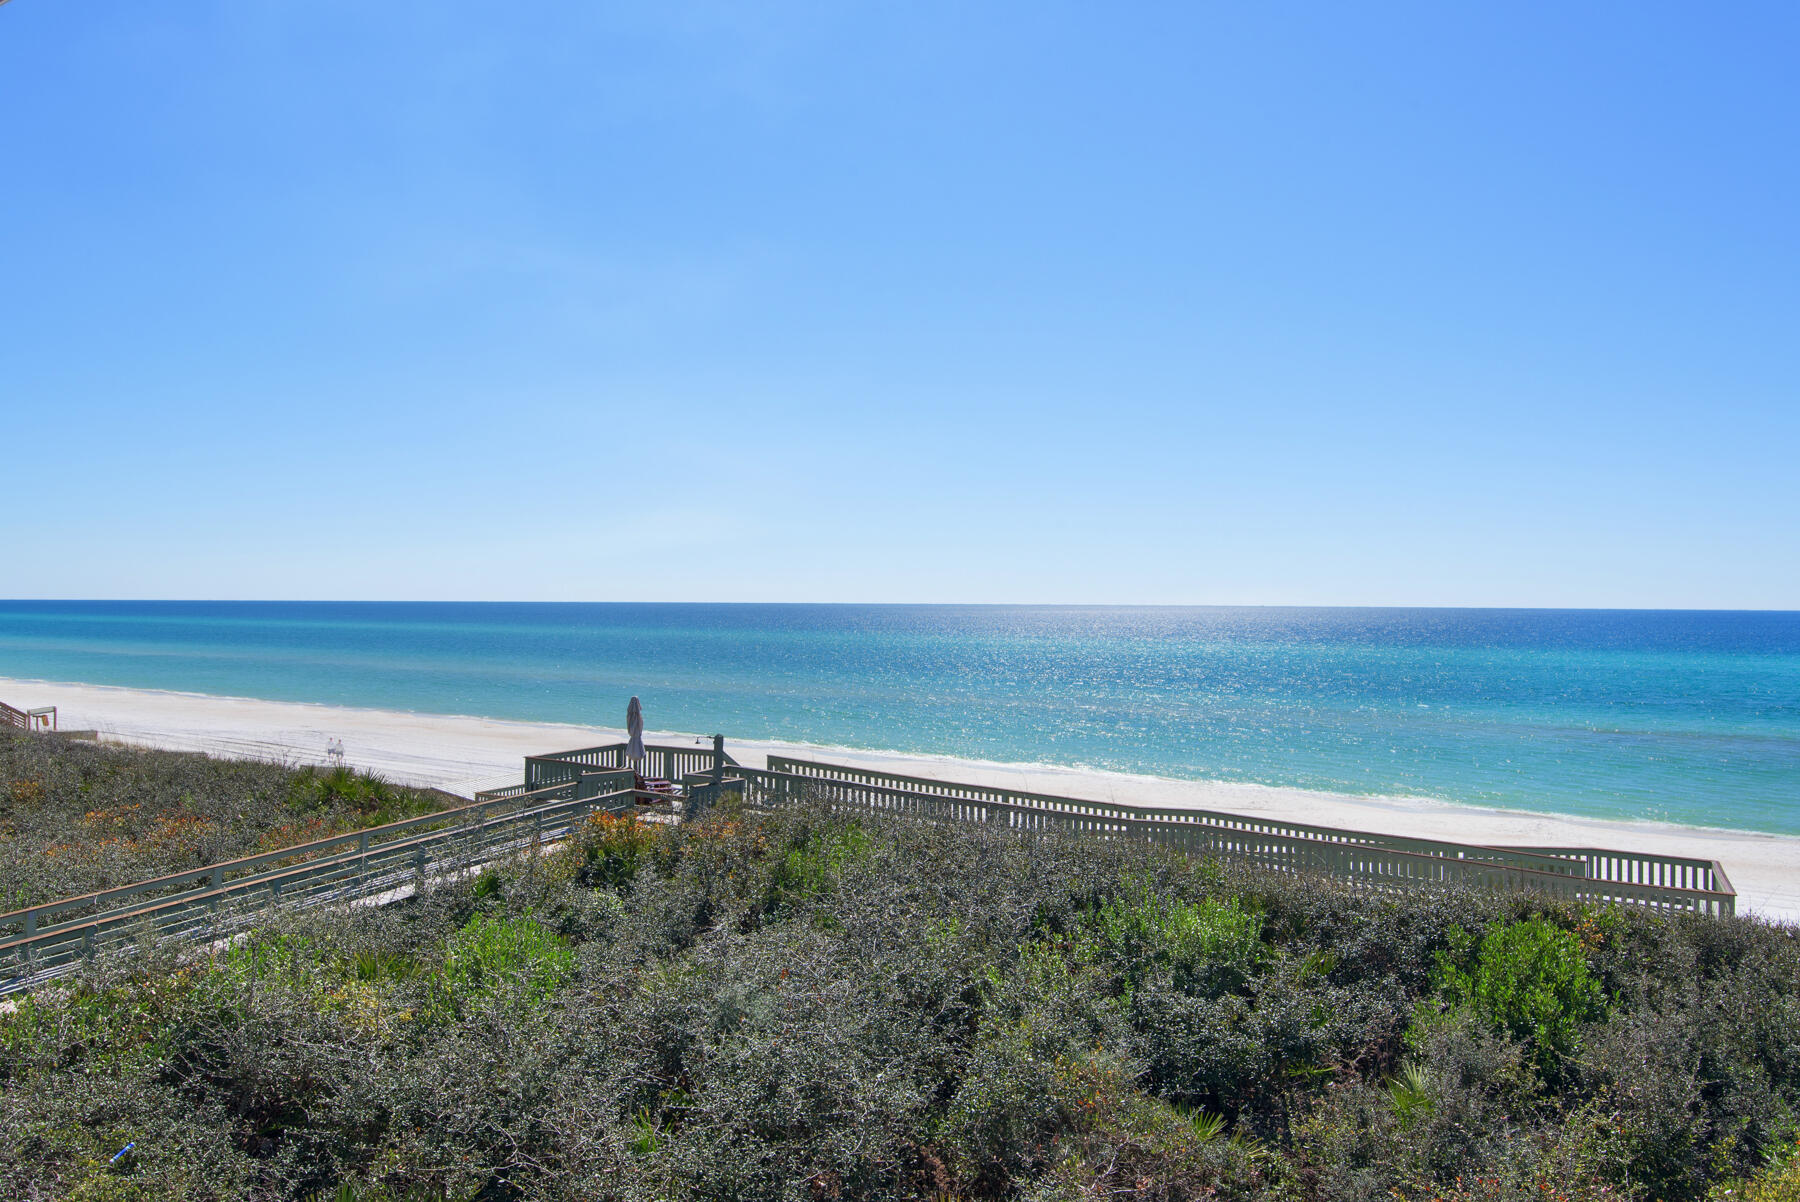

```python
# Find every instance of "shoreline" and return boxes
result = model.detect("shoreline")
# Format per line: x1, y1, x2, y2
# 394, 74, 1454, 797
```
5, 674, 1797, 922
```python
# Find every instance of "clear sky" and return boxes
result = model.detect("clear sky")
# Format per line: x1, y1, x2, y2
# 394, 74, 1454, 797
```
3, 3, 1796, 607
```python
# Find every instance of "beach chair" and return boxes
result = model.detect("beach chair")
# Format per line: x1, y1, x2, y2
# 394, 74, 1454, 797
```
634, 771, 682, 804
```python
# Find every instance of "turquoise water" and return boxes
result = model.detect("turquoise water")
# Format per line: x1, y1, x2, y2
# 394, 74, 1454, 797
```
1, 602, 1796, 834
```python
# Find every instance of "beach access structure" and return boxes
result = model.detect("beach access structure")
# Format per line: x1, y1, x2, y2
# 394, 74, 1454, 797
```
0, 742, 738, 996
749, 756, 1735, 915
514, 736, 736, 796
497, 740, 1732, 916
0, 700, 56, 732
0, 736, 1735, 996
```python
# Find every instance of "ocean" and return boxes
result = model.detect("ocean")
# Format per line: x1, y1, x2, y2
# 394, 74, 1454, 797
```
1, 602, 1796, 835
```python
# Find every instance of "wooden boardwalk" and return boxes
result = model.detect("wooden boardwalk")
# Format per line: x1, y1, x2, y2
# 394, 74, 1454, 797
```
0, 739, 1736, 996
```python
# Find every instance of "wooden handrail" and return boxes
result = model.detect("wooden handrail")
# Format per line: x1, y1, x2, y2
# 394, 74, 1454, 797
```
746, 760, 1737, 917
2, 785, 645, 993
525, 741, 740, 789
0, 771, 633, 938
0, 703, 57, 732
753, 766, 1572, 873
768, 755, 1734, 898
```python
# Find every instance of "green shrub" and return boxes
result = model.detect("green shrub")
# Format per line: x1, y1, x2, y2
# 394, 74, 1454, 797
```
1430, 917, 1605, 1080
285, 765, 422, 823
765, 820, 872, 913
575, 810, 665, 890
1386, 1060, 1435, 1129
436, 913, 573, 1013
1081, 883, 1263, 999
1129, 949, 1400, 1127
1712, 1136, 1800, 1200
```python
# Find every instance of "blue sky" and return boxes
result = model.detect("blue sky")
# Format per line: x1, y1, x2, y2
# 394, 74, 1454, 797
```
3, 2, 1796, 606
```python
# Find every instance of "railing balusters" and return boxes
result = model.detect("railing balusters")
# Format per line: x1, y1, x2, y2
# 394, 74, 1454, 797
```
739, 760, 1734, 919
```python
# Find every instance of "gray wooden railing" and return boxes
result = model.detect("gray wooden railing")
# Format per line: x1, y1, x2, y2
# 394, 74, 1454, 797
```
1495, 846, 1731, 896
768, 757, 1585, 875
521, 741, 738, 792
0, 701, 57, 731
766, 756, 1731, 900
747, 759, 1735, 917
5, 738, 1739, 997
0, 771, 639, 995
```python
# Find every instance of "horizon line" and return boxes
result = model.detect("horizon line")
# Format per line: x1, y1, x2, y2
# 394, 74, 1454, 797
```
3, 598, 1797, 614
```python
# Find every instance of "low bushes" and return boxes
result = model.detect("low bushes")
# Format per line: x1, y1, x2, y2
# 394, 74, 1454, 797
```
2, 774, 1797, 1200
0, 729, 449, 912
1082, 884, 1264, 1000
1426, 917, 1606, 1082
433, 913, 574, 1018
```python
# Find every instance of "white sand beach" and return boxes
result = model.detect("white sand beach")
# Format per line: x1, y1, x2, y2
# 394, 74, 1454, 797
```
6, 676, 1797, 923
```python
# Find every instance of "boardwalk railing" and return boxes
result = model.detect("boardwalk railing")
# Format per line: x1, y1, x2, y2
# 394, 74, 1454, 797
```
4, 737, 1738, 996
747, 758, 1735, 917
768, 757, 1585, 875
0, 772, 639, 995
1498, 846, 1733, 897
521, 741, 738, 792
1, 701, 55, 732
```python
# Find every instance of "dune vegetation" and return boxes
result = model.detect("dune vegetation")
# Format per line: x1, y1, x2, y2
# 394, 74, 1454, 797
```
0, 729, 451, 915
2, 735, 1799, 1201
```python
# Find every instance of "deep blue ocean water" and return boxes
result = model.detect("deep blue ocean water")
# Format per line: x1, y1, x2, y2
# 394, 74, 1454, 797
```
1, 602, 1796, 834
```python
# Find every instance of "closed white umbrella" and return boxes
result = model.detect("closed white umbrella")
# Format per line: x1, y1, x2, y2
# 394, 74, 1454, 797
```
626, 696, 645, 771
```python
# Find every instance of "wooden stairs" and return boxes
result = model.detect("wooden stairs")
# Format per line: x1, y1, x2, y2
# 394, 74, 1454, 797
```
0, 700, 56, 732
